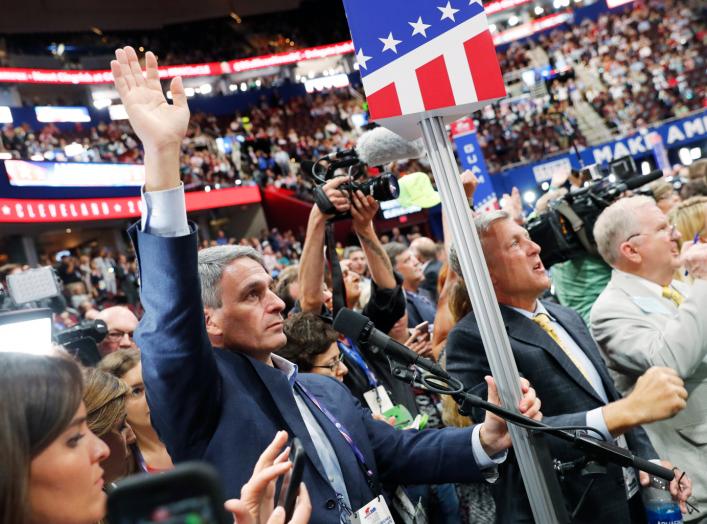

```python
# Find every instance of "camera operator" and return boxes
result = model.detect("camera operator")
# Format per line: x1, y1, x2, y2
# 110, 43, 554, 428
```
297, 177, 418, 415
112, 45, 541, 524
591, 196, 707, 518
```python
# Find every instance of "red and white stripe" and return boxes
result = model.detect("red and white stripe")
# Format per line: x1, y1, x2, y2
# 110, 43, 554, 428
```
362, 13, 505, 121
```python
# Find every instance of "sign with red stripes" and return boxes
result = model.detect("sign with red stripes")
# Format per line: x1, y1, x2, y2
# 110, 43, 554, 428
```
0, 186, 261, 223
342, 0, 505, 139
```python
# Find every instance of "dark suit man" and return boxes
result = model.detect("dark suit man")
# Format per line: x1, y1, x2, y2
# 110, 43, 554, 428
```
111, 46, 542, 524
411, 236, 442, 302
445, 210, 692, 523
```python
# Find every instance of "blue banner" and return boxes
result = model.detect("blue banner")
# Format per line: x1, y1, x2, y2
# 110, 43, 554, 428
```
491, 108, 707, 196
451, 119, 498, 211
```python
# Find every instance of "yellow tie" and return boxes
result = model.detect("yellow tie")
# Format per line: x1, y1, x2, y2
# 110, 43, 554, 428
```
532, 313, 591, 382
662, 286, 684, 307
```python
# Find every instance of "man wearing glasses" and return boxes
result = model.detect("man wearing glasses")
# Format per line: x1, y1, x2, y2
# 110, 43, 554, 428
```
592, 195, 707, 519
96, 305, 138, 356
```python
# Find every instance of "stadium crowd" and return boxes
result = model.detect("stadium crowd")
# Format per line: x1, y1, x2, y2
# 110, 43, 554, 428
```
2, 40, 707, 522
2, 0, 707, 520
1, 0, 705, 181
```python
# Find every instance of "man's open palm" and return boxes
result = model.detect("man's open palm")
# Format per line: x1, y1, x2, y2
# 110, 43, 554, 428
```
110, 46, 189, 152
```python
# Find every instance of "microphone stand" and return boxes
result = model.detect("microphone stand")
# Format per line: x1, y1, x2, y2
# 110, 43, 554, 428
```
389, 363, 675, 518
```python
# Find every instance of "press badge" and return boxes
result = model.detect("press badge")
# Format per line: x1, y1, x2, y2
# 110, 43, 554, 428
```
351, 496, 394, 524
363, 386, 394, 415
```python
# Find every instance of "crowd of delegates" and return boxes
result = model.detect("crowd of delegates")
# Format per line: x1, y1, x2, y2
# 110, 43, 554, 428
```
4, 46, 706, 524
0, 1, 704, 189
0, 88, 363, 195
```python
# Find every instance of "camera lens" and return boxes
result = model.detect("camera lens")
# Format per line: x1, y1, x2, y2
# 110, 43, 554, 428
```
367, 173, 399, 201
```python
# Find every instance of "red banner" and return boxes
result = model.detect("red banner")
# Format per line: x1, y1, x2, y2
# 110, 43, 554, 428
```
0, 186, 261, 223
0, 41, 355, 85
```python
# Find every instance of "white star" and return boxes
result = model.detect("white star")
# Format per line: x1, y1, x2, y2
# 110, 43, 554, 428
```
469, 0, 481, 4
356, 48, 372, 70
113, 204, 122, 212
379, 32, 402, 53
438, 1, 460, 21
409, 16, 431, 37
1, 205, 10, 215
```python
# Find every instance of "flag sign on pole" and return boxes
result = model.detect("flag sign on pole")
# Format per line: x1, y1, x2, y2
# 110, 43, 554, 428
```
342, 0, 506, 139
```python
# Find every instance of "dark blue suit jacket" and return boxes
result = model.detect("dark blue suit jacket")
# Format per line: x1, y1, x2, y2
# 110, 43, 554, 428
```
130, 224, 486, 523
446, 301, 657, 524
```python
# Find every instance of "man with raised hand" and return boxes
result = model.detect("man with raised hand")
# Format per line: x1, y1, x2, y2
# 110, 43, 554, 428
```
112, 46, 542, 524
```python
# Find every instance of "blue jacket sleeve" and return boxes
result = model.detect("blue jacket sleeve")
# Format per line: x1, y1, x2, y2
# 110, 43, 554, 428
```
129, 222, 221, 460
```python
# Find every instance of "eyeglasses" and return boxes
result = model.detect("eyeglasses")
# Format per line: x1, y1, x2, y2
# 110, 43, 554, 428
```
107, 330, 134, 341
625, 224, 678, 243
311, 352, 345, 372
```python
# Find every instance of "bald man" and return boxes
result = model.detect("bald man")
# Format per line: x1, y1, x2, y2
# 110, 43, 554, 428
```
97, 306, 138, 356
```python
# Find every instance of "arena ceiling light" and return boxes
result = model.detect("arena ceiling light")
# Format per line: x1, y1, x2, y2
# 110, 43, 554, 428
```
523, 190, 537, 204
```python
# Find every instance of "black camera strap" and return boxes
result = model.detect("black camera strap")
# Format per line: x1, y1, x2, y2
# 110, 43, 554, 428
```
326, 222, 346, 317
553, 200, 598, 257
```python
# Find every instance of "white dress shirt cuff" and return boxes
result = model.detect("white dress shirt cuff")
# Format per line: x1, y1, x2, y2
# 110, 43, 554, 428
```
472, 424, 508, 470
586, 407, 613, 442
141, 183, 190, 237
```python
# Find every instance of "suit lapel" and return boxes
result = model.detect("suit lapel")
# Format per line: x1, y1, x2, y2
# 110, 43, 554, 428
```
545, 302, 619, 402
248, 358, 331, 485
500, 305, 606, 404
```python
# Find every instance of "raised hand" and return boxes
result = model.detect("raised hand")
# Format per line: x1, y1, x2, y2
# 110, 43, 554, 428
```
111, 46, 189, 191
111, 47, 189, 153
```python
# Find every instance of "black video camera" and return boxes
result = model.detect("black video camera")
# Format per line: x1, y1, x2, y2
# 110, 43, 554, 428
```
55, 319, 108, 367
527, 157, 663, 268
310, 150, 399, 220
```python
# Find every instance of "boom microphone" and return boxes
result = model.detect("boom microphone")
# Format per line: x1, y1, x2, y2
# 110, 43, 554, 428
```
622, 169, 663, 191
355, 127, 423, 167
333, 308, 450, 379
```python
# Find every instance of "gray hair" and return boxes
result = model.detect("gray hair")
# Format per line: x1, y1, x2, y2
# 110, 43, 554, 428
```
593, 195, 655, 266
382, 242, 408, 268
197, 245, 266, 309
449, 210, 510, 274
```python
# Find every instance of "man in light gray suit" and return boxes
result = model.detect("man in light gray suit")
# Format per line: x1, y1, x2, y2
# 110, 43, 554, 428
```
591, 195, 707, 521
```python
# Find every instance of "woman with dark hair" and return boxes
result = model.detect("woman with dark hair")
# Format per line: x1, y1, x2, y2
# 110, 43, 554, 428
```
277, 312, 348, 381
82, 367, 137, 486
98, 348, 174, 472
1, 352, 311, 524
0, 352, 109, 524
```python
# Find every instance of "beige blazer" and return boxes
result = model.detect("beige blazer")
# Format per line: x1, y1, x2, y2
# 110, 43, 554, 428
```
590, 271, 707, 520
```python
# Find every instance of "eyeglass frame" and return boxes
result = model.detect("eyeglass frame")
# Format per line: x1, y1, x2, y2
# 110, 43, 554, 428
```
106, 329, 135, 341
311, 352, 345, 372
624, 224, 678, 243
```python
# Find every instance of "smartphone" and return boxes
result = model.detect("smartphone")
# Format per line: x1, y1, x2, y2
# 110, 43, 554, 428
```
107, 462, 230, 524
277, 437, 305, 520
412, 321, 430, 341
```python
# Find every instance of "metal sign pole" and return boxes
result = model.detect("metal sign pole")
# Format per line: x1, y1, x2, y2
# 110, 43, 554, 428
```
419, 115, 564, 524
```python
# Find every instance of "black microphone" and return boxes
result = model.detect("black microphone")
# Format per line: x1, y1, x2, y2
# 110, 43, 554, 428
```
333, 308, 451, 379
323, 148, 356, 160
622, 169, 663, 191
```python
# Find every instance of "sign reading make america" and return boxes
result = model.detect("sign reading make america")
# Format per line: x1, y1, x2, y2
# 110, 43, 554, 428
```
342, 0, 506, 139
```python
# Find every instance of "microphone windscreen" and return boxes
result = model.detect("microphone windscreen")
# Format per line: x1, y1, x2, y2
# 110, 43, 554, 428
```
333, 308, 369, 341
355, 127, 423, 166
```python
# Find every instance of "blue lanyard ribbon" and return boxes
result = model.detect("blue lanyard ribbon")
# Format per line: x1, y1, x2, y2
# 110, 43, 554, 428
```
338, 338, 378, 388
295, 381, 375, 483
